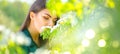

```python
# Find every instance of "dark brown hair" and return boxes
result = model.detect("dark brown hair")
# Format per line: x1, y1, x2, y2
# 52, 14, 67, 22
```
20, 0, 46, 31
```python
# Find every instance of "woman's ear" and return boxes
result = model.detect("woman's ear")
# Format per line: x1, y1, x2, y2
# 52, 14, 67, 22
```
30, 12, 36, 20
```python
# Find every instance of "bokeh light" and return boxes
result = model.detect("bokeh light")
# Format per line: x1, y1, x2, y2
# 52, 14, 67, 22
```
99, 18, 110, 29
98, 39, 106, 47
112, 40, 119, 48
85, 29, 95, 39
82, 39, 90, 47
63, 51, 71, 54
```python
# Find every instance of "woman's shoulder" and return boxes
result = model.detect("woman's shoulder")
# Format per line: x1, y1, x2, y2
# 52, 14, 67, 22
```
17, 29, 38, 53
16, 29, 32, 46
21, 29, 30, 37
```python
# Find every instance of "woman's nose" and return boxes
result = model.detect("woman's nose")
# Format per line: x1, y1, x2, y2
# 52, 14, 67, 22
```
48, 20, 54, 27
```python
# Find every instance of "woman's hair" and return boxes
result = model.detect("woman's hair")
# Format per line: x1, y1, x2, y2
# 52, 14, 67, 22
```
20, 0, 46, 31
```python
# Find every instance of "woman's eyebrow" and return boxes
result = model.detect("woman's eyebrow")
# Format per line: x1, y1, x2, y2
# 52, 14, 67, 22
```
45, 13, 51, 18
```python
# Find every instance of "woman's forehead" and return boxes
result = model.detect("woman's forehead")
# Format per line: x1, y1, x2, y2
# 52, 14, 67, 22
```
40, 9, 57, 18
40, 9, 50, 14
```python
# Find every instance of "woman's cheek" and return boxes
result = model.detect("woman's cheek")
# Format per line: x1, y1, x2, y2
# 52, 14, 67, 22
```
39, 23, 49, 33
37, 22, 46, 33
33, 20, 41, 33
34, 17, 48, 33
39, 26, 44, 33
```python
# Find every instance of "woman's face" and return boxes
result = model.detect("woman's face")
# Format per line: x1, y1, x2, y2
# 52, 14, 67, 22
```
30, 9, 57, 33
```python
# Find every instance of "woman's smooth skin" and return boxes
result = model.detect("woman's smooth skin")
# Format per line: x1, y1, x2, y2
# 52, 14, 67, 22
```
28, 9, 57, 47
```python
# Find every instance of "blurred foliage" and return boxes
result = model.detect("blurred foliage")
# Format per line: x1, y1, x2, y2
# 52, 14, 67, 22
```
0, 40, 26, 54
0, 27, 26, 54
0, 0, 120, 54
0, 0, 30, 54
44, 0, 120, 54
0, 10, 18, 31
0, 0, 29, 31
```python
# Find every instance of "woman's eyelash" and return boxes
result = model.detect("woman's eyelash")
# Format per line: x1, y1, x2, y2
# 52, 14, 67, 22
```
43, 16, 49, 20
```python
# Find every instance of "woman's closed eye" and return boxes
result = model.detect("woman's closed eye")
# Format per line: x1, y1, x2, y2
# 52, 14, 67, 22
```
43, 16, 49, 20
43, 13, 51, 20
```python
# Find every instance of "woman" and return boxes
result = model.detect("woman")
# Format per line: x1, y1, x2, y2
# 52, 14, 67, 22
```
20, 0, 58, 53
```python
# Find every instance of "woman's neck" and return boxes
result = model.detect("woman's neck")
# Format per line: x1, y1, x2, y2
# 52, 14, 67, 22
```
28, 24, 40, 47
